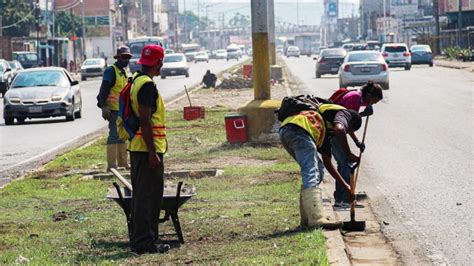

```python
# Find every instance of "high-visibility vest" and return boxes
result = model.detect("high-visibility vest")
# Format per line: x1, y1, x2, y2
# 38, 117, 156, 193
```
128, 74, 167, 153
318, 104, 346, 130
106, 64, 128, 111
281, 110, 326, 148
281, 104, 346, 148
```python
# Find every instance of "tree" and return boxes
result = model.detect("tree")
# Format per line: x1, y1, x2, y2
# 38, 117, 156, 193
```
0, 0, 35, 37
228, 12, 250, 29
55, 11, 83, 38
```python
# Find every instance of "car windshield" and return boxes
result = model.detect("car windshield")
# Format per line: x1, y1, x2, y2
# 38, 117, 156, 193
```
217, 50, 226, 53
11, 71, 68, 88
18, 53, 38, 62
84, 59, 103, 65
322, 49, 346, 57
197, 52, 206, 56
129, 42, 160, 57
348, 52, 380, 62
164, 55, 184, 63
0, 64, 4, 72
384, 46, 407, 52
227, 49, 239, 52
411, 46, 430, 52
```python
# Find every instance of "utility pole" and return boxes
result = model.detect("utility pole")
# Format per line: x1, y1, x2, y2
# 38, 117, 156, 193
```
250, 0, 270, 100
296, 0, 299, 28
183, 0, 187, 43
268, 0, 276, 65
71, 8, 77, 72
433, 0, 441, 55
457, 0, 463, 47
149, 0, 153, 36
81, 0, 86, 60
383, 0, 386, 42
36, 0, 41, 66
0, 16, 3, 37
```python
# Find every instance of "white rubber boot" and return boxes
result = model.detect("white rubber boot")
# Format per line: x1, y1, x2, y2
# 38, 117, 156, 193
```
302, 187, 342, 230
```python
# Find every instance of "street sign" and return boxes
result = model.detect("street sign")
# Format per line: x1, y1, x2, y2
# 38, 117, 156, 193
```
328, 2, 337, 17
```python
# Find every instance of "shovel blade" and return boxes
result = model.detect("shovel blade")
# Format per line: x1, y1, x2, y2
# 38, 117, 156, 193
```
342, 220, 366, 231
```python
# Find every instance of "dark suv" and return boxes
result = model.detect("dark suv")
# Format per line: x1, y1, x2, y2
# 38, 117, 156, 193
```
12, 52, 41, 69
315, 48, 347, 78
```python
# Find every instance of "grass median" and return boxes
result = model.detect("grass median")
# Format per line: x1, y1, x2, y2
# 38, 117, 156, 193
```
0, 108, 328, 264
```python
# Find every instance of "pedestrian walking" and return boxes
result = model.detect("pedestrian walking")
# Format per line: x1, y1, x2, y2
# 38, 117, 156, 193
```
330, 81, 383, 207
128, 44, 169, 254
279, 103, 362, 229
96, 46, 132, 170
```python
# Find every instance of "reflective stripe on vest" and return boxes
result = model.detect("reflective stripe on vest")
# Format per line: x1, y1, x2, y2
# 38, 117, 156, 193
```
106, 65, 128, 111
318, 103, 346, 130
128, 73, 167, 153
281, 110, 326, 148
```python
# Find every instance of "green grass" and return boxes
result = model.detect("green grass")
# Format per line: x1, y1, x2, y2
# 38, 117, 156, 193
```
0, 108, 328, 264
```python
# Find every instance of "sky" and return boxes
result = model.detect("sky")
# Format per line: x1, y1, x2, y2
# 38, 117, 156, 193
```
178, 0, 360, 26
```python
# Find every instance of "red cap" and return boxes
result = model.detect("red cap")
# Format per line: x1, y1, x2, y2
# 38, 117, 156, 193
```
137, 44, 164, 66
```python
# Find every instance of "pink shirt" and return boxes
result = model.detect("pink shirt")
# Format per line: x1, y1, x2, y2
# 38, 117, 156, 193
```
334, 90, 366, 112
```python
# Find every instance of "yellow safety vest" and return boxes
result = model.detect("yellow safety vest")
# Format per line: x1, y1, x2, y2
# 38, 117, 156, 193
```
281, 110, 326, 148
281, 104, 346, 148
128, 73, 167, 153
318, 104, 346, 130
106, 64, 128, 111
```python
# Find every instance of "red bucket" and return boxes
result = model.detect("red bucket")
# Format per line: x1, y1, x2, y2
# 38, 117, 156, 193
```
183, 106, 205, 120
225, 114, 247, 144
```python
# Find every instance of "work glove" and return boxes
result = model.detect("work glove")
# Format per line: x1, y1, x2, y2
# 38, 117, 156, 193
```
355, 140, 366, 153
359, 105, 373, 117
101, 106, 111, 120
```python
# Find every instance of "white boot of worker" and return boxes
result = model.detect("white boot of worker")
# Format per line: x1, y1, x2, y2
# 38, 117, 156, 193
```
302, 187, 342, 230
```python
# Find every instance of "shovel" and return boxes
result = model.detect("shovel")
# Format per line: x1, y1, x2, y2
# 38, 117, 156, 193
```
342, 116, 370, 232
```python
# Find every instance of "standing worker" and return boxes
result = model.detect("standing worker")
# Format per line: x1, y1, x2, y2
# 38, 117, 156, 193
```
128, 44, 169, 254
96, 46, 132, 170
331, 82, 383, 207
279, 103, 362, 229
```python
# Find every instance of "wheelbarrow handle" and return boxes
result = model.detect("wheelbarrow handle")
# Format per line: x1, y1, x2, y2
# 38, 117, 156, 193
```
110, 168, 133, 192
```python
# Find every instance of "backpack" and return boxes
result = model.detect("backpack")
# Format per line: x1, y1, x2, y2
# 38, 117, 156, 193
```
275, 95, 327, 122
117, 74, 144, 141
328, 88, 355, 103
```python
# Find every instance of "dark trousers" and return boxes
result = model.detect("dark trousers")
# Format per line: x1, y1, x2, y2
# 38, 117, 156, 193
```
130, 151, 164, 251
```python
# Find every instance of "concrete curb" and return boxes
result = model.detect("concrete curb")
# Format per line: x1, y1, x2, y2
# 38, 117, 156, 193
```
434, 59, 474, 71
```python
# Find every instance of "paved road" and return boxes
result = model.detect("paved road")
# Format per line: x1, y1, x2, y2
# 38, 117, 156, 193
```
0, 58, 245, 175
282, 56, 473, 265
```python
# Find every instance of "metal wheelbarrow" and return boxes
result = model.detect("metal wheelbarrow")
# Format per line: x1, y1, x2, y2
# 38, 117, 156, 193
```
107, 169, 196, 244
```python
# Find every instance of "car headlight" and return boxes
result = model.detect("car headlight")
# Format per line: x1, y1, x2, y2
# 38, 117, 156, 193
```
51, 95, 64, 102
9, 97, 21, 104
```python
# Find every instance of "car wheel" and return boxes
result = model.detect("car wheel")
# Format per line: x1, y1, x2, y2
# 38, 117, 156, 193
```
382, 83, 390, 90
405, 64, 411, 70
17, 117, 25, 124
74, 103, 82, 119
185, 71, 189, 78
161, 75, 166, 79
4, 117, 14, 125
81, 76, 86, 81
66, 100, 75, 121
316, 72, 321, 78
429, 62, 433, 67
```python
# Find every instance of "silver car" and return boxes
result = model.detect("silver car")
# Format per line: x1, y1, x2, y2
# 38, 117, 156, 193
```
3, 67, 82, 125
80, 58, 107, 80
339, 51, 390, 90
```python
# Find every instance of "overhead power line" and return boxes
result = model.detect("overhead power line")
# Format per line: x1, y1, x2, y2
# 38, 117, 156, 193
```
0, 8, 37, 30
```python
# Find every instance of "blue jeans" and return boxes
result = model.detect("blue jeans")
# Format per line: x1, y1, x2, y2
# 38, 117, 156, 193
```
279, 124, 324, 189
107, 111, 125, 144
331, 137, 351, 202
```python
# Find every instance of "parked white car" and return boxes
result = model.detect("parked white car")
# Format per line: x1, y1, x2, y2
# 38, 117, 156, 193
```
286, 46, 300, 58
80, 58, 107, 81
339, 51, 390, 90
381, 43, 411, 70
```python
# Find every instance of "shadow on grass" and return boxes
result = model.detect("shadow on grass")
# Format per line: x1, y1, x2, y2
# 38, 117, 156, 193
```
257, 227, 310, 240
75, 240, 134, 262
208, 142, 280, 153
